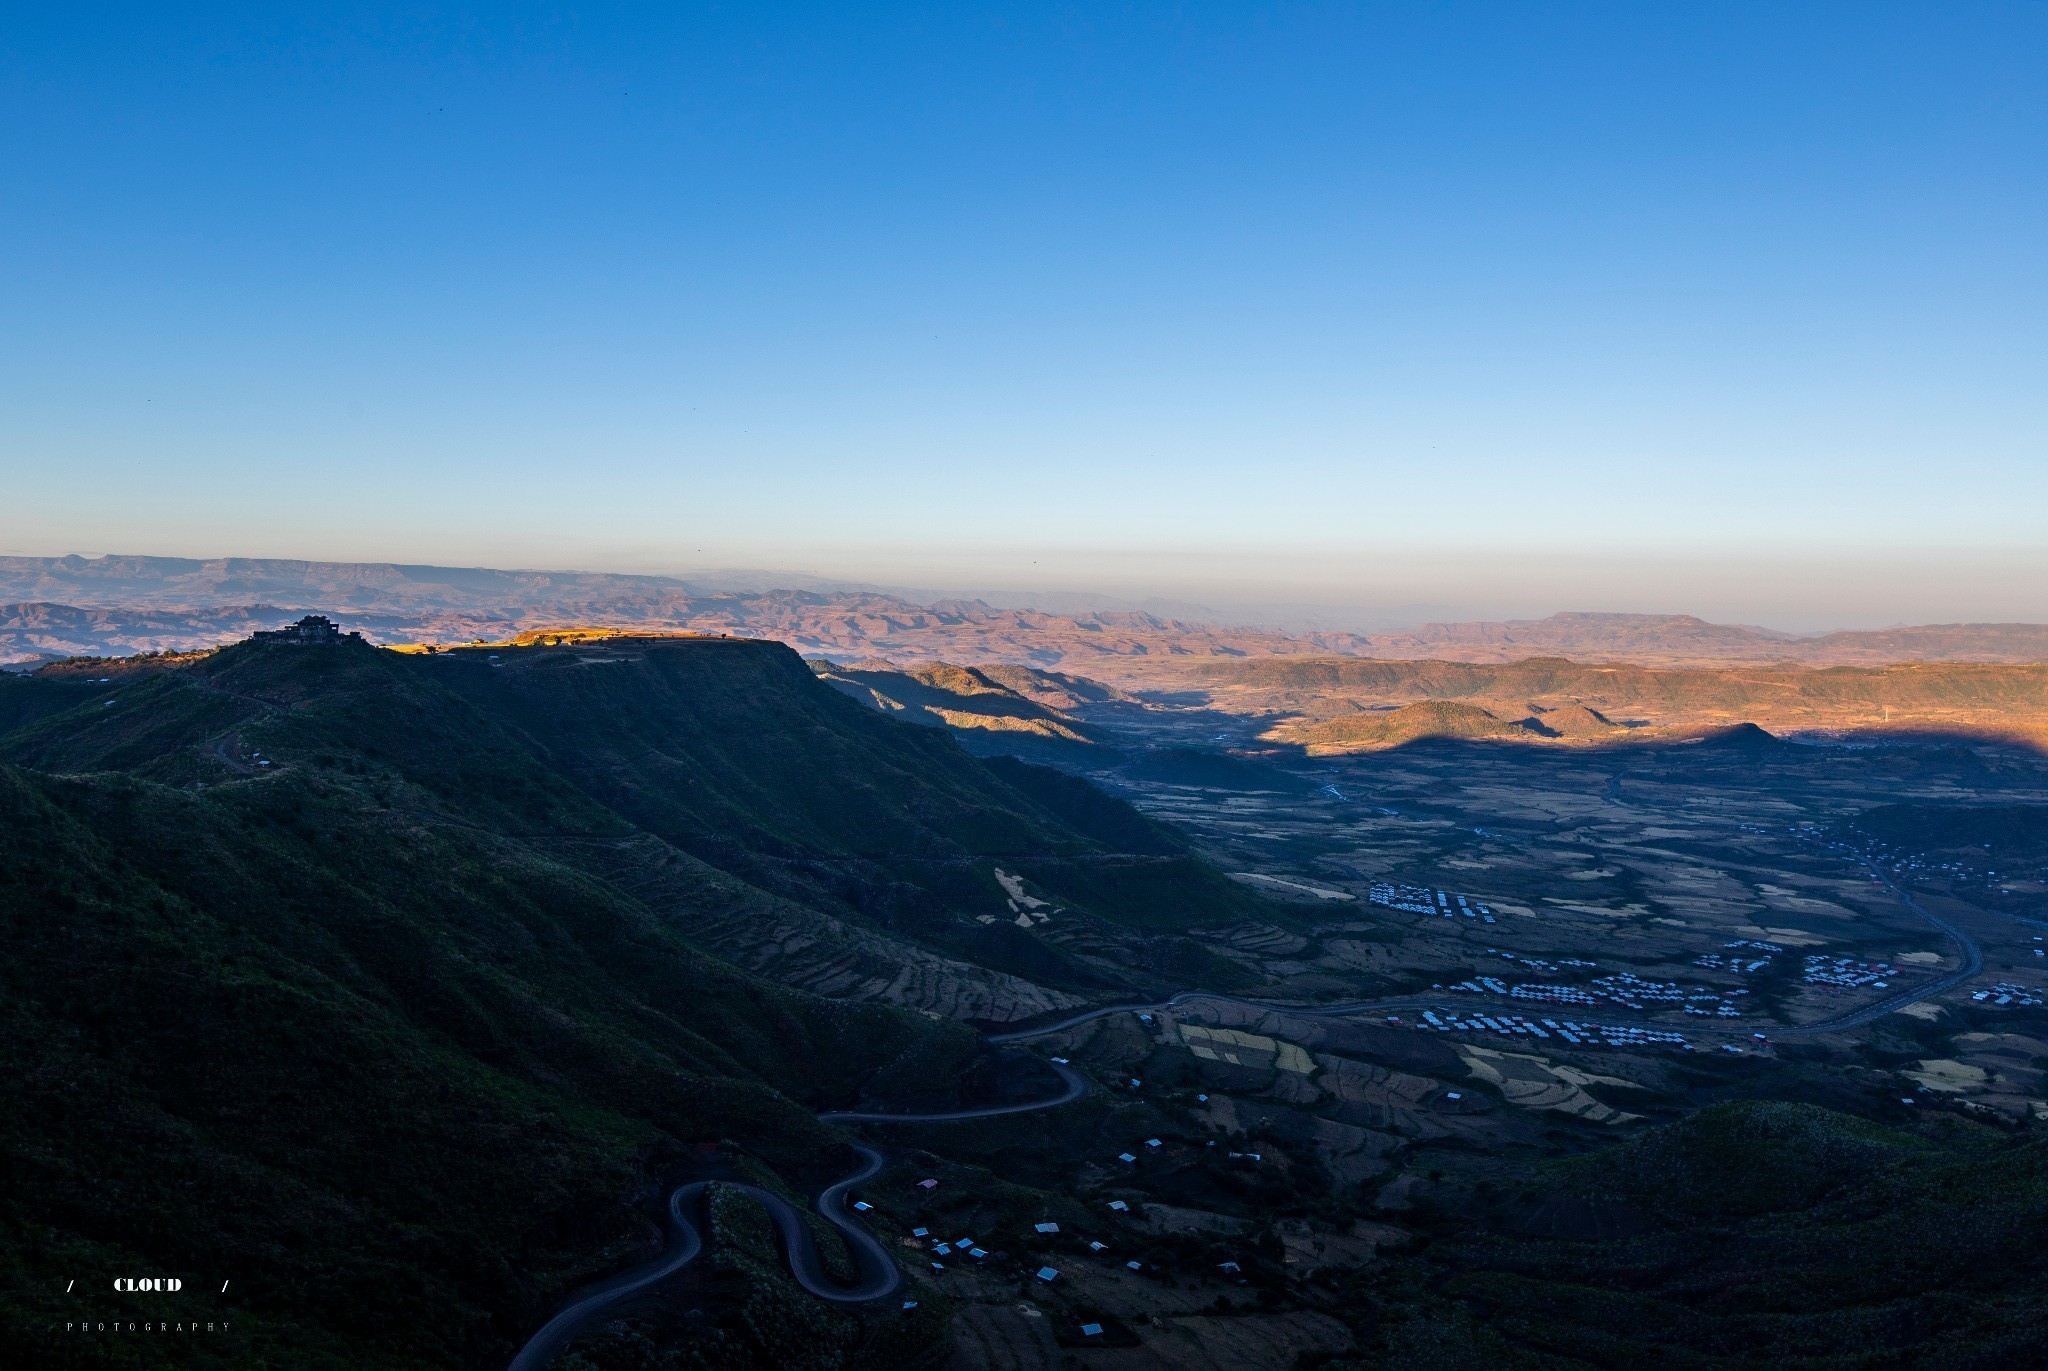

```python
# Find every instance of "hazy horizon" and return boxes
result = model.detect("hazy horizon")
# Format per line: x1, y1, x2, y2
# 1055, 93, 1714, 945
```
6, 544, 2048, 637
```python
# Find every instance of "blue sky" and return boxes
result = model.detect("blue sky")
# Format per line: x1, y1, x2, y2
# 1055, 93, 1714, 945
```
2, 3, 2043, 626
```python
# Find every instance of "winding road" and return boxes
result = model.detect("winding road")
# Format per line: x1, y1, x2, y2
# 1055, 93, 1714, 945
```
508, 1185, 705, 1371
507, 1067, 1090, 1370
510, 869, 1982, 1368
1781, 869, 1983, 1033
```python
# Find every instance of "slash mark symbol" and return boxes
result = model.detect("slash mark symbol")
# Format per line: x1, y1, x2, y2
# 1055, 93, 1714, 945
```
221, 1281, 229, 1294
66, 1281, 74, 1293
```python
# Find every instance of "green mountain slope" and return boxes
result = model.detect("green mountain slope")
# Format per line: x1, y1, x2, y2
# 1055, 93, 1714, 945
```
1345, 1101, 2048, 1369
0, 755, 921, 1371
0, 634, 1269, 1369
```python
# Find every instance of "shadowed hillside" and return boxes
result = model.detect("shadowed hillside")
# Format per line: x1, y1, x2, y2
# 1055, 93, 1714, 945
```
1532, 702, 1619, 736
809, 658, 1104, 748
1344, 1101, 2048, 1368
1853, 801, 2048, 864
0, 632, 1276, 1369
1287, 700, 1534, 752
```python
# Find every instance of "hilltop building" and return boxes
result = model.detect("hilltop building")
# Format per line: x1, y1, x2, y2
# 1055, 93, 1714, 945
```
251, 615, 363, 646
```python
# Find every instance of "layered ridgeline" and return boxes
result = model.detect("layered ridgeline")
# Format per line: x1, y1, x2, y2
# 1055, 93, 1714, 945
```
0, 633, 1269, 1369
1163, 657, 2048, 752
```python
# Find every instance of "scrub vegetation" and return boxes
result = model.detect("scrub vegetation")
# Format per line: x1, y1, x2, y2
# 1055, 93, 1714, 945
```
0, 636, 1262, 1368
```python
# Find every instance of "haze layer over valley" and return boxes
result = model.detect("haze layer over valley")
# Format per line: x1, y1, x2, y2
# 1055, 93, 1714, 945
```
10, 554, 2048, 671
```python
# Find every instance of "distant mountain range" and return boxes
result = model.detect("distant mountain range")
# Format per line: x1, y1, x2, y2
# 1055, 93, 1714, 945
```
4, 554, 2046, 669
1337, 610, 2048, 667
0, 556, 1376, 666
0, 553, 694, 610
